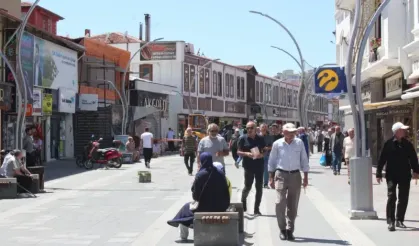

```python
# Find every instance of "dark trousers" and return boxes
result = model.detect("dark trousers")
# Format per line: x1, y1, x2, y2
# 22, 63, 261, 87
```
386, 179, 411, 223
15, 175, 32, 193
184, 152, 195, 174
241, 166, 264, 211
143, 148, 152, 164
317, 142, 323, 152
232, 150, 239, 162
26, 152, 35, 167
168, 141, 175, 151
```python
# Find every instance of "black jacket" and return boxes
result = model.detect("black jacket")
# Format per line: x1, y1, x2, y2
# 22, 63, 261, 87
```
376, 137, 419, 180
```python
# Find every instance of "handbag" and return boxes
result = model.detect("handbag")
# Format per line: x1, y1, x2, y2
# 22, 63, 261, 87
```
190, 169, 214, 211
319, 154, 326, 166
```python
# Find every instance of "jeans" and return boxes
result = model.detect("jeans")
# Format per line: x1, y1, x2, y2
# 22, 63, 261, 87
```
263, 155, 269, 186
241, 166, 264, 212
184, 152, 195, 174
143, 148, 152, 165
332, 152, 342, 172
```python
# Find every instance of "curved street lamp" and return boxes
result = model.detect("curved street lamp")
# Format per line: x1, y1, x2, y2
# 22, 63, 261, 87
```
250, 10, 306, 127
121, 37, 164, 134
14, 0, 40, 149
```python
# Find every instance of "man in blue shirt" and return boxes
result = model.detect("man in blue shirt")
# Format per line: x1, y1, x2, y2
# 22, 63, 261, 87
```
268, 123, 309, 241
297, 127, 309, 158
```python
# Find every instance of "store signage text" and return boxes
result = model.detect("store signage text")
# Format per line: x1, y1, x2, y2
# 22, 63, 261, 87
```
376, 108, 411, 116
385, 72, 403, 98
144, 97, 168, 112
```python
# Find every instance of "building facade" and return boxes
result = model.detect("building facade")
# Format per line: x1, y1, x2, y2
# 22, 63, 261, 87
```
335, 0, 419, 164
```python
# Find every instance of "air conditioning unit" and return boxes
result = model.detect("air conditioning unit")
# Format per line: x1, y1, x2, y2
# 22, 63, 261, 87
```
185, 43, 195, 54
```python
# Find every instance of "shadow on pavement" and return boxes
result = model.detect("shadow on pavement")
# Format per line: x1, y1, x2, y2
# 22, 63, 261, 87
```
294, 237, 350, 245
43, 159, 92, 182
175, 239, 193, 244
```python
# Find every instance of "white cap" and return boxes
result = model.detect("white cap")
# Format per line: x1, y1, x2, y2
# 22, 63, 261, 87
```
282, 123, 298, 132
392, 122, 409, 133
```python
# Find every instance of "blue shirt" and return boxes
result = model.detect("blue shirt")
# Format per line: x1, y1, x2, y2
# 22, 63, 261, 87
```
298, 133, 309, 157
268, 137, 310, 173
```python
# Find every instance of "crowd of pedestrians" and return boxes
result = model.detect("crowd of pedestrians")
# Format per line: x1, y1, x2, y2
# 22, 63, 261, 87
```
169, 120, 419, 242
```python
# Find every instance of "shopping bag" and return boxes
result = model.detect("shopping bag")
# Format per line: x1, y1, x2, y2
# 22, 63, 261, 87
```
319, 154, 326, 166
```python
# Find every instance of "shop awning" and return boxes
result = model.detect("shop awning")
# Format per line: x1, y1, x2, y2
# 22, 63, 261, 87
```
364, 100, 401, 110
401, 91, 419, 100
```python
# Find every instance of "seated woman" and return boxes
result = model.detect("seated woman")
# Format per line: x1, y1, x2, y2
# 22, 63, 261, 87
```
167, 152, 230, 241
125, 136, 139, 162
0, 150, 32, 193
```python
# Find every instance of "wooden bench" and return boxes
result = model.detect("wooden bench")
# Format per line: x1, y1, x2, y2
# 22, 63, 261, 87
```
193, 212, 239, 246
0, 178, 17, 199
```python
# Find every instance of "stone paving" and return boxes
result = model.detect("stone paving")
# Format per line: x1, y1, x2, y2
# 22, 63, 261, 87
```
0, 152, 418, 245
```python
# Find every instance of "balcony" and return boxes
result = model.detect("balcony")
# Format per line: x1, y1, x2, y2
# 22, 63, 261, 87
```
361, 44, 399, 81
335, 0, 355, 11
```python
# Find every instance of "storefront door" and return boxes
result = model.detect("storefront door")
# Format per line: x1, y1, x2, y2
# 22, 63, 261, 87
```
50, 116, 60, 159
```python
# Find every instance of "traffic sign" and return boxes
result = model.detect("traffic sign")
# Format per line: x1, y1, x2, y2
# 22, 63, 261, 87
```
314, 67, 347, 94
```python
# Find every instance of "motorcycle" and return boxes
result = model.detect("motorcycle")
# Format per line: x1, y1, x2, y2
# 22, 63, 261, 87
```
76, 136, 95, 168
84, 138, 123, 169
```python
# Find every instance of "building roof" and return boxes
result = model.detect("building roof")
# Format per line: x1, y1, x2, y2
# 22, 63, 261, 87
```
90, 32, 143, 44
236, 65, 255, 71
21, 1, 64, 20
0, 9, 84, 53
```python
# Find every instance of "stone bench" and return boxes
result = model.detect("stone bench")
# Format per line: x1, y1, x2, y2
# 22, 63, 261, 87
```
138, 171, 151, 183
194, 212, 239, 246
228, 202, 244, 233
30, 174, 40, 194
0, 178, 17, 199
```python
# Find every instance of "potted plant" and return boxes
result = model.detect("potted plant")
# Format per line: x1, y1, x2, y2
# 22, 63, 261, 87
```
369, 37, 382, 62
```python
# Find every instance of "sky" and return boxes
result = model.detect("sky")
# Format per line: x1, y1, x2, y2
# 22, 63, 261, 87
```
37, 0, 336, 77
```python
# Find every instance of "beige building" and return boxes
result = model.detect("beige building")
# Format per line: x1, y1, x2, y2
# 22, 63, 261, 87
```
0, 0, 20, 18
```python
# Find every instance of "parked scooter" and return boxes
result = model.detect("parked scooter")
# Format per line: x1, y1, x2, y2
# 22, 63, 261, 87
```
84, 137, 123, 169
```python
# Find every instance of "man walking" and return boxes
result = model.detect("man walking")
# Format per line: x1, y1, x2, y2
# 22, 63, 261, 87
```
330, 126, 345, 175
229, 129, 241, 164
23, 127, 35, 167
237, 121, 266, 215
140, 128, 153, 168
181, 127, 197, 175
260, 123, 273, 189
197, 123, 229, 169
343, 128, 355, 184
297, 127, 309, 158
317, 129, 324, 152
268, 123, 309, 241
308, 127, 315, 154
271, 123, 284, 142
376, 122, 419, 231
167, 128, 176, 152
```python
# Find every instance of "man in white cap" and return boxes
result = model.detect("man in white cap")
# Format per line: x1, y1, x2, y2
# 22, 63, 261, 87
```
376, 122, 419, 232
268, 123, 309, 241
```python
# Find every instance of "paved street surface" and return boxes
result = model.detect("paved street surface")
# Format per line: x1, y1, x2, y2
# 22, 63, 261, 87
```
1, 153, 419, 245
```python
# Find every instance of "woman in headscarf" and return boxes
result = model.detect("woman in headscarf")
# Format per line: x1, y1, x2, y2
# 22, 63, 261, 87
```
167, 152, 230, 241
213, 162, 232, 198
125, 136, 139, 162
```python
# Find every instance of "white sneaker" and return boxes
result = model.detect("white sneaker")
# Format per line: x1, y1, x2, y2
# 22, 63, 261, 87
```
179, 224, 189, 240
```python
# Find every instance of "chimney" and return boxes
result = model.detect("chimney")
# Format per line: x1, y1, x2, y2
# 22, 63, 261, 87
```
85, 29, 91, 37
139, 22, 143, 40
145, 14, 150, 42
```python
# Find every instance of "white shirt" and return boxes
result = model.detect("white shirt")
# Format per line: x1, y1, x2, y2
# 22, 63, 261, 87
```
141, 132, 153, 148
343, 136, 355, 159
268, 137, 310, 173
167, 130, 175, 139
0, 153, 17, 177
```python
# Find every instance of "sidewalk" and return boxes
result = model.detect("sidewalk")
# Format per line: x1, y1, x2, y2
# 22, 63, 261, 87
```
307, 152, 419, 245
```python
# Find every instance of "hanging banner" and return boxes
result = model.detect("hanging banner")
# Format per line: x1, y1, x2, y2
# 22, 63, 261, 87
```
43, 93, 53, 116
32, 88, 43, 116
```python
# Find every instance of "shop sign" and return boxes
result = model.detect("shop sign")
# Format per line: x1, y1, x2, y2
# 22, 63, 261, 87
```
385, 72, 403, 98
143, 97, 168, 112
58, 88, 76, 113
21, 104, 32, 116
140, 42, 176, 61
79, 94, 98, 111
0, 83, 12, 111
32, 88, 43, 116
43, 93, 53, 115
361, 83, 371, 104
376, 108, 411, 116
225, 101, 245, 114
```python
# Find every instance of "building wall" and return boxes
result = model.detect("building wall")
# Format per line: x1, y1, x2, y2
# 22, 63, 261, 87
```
0, 0, 20, 18
22, 6, 61, 35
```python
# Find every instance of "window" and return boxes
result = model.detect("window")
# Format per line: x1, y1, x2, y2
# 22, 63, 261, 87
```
287, 89, 291, 106
213, 71, 218, 96
140, 64, 153, 81
190, 66, 196, 93
204, 69, 210, 95
225, 73, 229, 98
217, 72, 222, 96
237, 77, 240, 99
256, 80, 260, 102
199, 68, 205, 94
260, 82, 264, 103
229, 74, 234, 98
183, 64, 189, 92
240, 77, 245, 100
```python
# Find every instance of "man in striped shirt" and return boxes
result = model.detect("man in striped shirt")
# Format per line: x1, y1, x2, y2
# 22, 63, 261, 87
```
182, 128, 197, 175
